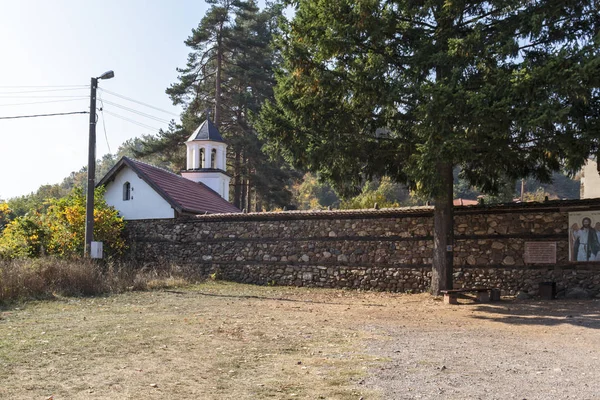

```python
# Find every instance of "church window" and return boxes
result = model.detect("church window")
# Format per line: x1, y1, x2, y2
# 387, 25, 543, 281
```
200, 148, 205, 169
123, 182, 131, 201
211, 149, 217, 169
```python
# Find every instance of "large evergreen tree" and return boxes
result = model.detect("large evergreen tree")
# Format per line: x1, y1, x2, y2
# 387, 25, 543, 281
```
257, 0, 600, 294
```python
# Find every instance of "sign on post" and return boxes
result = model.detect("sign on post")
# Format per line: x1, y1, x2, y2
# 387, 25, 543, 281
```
90, 241, 103, 259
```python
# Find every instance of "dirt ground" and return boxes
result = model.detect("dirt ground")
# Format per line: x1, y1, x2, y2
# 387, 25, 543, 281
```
1, 282, 599, 400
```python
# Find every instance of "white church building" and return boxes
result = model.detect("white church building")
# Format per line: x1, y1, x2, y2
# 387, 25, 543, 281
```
98, 119, 240, 220
581, 157, 600, 199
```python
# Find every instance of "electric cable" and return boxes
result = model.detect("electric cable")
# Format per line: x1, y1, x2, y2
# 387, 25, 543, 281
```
101, 99, 171, 124
103, 110, 162, 132
0, 84, 87, 88
0, 94, 92, 99
99, 88, 179, 117
98, 94, 112, 154
0, 98, 88, 107
0, 87, 88, 94
0, 111, 88, 120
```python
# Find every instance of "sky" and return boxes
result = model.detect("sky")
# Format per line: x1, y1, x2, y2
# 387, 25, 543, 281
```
0, 0, 222, 199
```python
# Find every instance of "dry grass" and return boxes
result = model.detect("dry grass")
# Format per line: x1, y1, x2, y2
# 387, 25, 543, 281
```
0, 281, 382, 399
1, 281, 600, 399
0, 258, 201, 303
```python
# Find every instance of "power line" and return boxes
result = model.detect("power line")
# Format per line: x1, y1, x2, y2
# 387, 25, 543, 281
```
0, 87, 88, 94
98, 95, 112, 154
0, 111, 88, 120
100, 113, 111, 153
0, 84, 87, 88
99, 88, 179, 117
0, 98, 88, 107
0, 94, 92, 99
101, 98, 172, 124
103, 110, 162, 132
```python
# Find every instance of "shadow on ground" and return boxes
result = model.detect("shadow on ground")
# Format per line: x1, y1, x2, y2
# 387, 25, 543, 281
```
469, 299, 600, 329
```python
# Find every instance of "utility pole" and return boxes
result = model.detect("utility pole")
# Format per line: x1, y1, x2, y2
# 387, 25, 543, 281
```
84, 71, 114, 257
84, 77, 98, 257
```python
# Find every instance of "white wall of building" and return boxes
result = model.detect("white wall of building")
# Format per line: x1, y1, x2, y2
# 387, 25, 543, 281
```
180, 170, 231, 200
185, 142, 227, 170
582, 159, 600, 199
104, 167, 175, 220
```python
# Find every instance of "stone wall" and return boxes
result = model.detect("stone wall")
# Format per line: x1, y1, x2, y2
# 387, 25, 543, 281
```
124, 199, 600, 296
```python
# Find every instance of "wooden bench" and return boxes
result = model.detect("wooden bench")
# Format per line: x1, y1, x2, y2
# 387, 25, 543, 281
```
440, 288, 501, 304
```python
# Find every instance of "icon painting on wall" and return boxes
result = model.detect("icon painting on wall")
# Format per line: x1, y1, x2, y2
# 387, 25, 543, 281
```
569, 211, 600, 262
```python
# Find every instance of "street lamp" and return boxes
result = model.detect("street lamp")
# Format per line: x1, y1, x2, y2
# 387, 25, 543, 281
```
84, 70, 114, 257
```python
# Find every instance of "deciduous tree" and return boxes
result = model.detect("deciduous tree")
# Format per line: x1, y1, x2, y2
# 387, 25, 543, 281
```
0, 203, 14, 233
0, 188, 125, 259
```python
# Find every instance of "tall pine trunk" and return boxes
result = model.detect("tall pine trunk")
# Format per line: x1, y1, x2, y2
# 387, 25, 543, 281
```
233, 150, 242, 209
246, 178, 252, 212
255, 194, 262, 213
430, 12, 455, 295
240, 154, 248, 211
241, 176, 248, 212
430, 161, 454, 295
214, 29, 223, 127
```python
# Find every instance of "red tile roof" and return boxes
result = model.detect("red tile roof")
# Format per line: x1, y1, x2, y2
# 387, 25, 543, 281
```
98, 157, 240, 215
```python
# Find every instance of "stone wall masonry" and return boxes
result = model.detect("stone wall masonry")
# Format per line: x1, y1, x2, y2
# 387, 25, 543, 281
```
124, 200, 600, 296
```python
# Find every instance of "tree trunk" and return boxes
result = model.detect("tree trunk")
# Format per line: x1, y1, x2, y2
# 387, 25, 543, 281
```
255, 194, 262, 212
241, 174, 248, 212
233, 150, 242, 209
214, 23, 223, 127
430, 161, 454, 295
246, 178, 252, 212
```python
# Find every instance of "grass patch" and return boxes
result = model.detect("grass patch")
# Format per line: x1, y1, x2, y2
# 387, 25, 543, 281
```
0, 257, 203, 304
0, 281, 381, 399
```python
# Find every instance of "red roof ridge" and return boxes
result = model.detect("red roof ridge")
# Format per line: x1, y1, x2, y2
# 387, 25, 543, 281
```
123, 156, 184, 180
99, 156, 240, 215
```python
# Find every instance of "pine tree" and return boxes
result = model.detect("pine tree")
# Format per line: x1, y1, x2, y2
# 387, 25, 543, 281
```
136, 0, 296, 210
166, 0, 251, 126
257, 0, 600, 294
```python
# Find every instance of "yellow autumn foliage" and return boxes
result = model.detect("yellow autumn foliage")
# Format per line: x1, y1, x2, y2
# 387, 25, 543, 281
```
0, 187, 125, 259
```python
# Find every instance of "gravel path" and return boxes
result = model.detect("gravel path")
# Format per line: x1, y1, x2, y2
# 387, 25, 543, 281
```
363, 298, 600, 400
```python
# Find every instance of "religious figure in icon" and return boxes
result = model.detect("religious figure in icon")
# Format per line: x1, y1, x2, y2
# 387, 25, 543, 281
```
570, 217, 600, 261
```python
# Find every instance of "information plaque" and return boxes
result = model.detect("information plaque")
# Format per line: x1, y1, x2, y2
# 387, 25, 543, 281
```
524, 242, 556, 264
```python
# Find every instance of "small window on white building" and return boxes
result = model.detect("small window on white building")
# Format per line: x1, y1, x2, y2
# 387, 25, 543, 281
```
123, 182, 131, 201
200, 148, 205, 168
211, 148, 217, 169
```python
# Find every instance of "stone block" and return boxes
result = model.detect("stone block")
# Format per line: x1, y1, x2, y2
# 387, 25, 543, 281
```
476, 291, 490, 302
444, 294, 458, 305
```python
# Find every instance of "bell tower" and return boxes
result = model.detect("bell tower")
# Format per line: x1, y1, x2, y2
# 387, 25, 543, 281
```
180, 118, 231, 201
